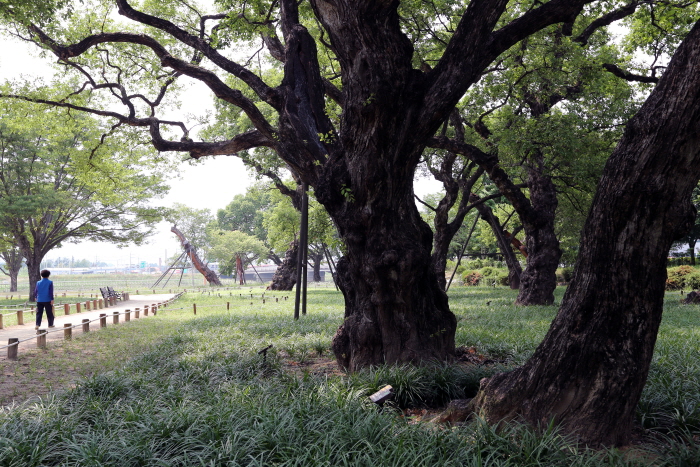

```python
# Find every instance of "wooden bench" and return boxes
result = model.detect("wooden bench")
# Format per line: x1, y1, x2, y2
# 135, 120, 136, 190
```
100, 287, 123, 301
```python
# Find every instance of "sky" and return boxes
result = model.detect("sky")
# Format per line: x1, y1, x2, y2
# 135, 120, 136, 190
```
0, 27, 442, 267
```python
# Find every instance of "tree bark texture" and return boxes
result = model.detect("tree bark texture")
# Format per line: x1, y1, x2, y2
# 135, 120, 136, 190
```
24, 252, 43, 302
689, 239, 696, 265
515, 163, 562, 305
171, 226, 222, 286
471, 22, 700, 447
269, 241, 298, 290
15, 235, 48, 302
310, 251, 323, 282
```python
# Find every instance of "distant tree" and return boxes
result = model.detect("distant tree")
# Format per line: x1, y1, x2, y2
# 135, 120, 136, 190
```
0, 93, 168, 300
207, 229, 268, 279
263, 188, 337, 282
672, 185, 700, 265
168, 203, 215, 260
217, 183, 280, 262
0, 238, 22, 292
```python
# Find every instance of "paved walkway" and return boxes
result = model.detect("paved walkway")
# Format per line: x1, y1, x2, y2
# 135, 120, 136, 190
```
0, 294, 178, 357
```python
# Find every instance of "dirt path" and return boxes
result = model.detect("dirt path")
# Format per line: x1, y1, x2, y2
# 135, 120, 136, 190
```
0, 294, 176, 354
0, 294, 178, 407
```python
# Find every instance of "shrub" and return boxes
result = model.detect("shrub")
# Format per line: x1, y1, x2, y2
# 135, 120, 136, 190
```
465, 259, 484, 269
462, 270, 482, 286
446, 260, 467, 278
496, 272, 510, 286
556, 267, 574, 284
684, 272, 700, 290
480, 266, 496, 278
667, 266, 696, 290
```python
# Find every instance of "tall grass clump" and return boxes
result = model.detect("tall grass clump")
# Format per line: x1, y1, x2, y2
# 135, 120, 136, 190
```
1, 288, 698, 465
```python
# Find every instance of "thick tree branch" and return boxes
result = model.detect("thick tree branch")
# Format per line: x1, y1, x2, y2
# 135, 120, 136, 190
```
114, 0, 281, 109
602, 63, 660, 83
424, 0, 592, 136
28, 25, 277, 139
428, 136, 537, 221
574, 1, 640, 45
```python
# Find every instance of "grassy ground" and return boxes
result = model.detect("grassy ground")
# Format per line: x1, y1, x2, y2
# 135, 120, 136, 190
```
0, 286, 698, 466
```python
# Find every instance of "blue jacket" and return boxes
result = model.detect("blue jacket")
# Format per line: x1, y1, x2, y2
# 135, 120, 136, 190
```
35, 278, 54, 302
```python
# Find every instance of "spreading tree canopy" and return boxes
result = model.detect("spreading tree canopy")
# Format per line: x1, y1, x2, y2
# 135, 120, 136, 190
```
0, 90, 169, 299
4, 0, 700, 446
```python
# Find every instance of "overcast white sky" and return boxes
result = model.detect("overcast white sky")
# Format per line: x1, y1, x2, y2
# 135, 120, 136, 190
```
0, 30, 441, 267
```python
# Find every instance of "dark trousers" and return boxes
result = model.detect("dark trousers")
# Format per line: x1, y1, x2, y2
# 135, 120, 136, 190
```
36, 302, 54, 327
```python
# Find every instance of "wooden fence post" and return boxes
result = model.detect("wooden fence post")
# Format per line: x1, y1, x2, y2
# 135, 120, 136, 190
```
36, 329, 47, 348
99, 313, 107, 328
112, 311, 119, 324
64, 303, 70, 315
125, 309, 130, 322
82, 319, 90, 333
151, 304, 157, 316
227, 302, 230, 310
17, 309, 24, 326
7, 338, 18, 360
85, 301, 91, 311
76, 302, 82, 313
193, 303, 197, 315
144, 305, 149, 316
92, 300, 97, 310
135, 307, 140, 319
98, 299, 103, 309
0, 314, 3, 329
64, 323, 72, 340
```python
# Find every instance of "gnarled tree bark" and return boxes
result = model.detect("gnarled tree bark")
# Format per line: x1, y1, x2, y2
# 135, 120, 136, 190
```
470, 21, 700, 446
268, 240, 298, 290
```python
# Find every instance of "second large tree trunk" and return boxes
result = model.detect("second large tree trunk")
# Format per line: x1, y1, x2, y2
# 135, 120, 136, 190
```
515, 163, 561, 305
331, 193, 456, 371
269, 241, 298, 290
471, 22, 700, 446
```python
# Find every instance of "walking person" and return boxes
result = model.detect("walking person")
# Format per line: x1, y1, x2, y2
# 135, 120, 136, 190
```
35, 269, 55, 330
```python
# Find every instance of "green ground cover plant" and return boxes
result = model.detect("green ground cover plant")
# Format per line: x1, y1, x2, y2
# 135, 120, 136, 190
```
0, 286, 698, 465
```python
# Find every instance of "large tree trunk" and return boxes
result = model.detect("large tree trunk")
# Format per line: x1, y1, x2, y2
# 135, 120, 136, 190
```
269, 241, 298, 290
515, 164, 561, 305
171, 226, 222, 286
289, 1, 462, 371
689, 239, 697, 265
330, 194, 456, 371
23, 250, 44, 302
471, 22, 700, 447
310, 251, 323, 282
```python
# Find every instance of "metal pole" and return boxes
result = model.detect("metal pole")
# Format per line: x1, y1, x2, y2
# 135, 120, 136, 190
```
300, 185, 309, 315
294, 183, 309, 320
446, 213, 480, 292
322, 244, 339, 291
